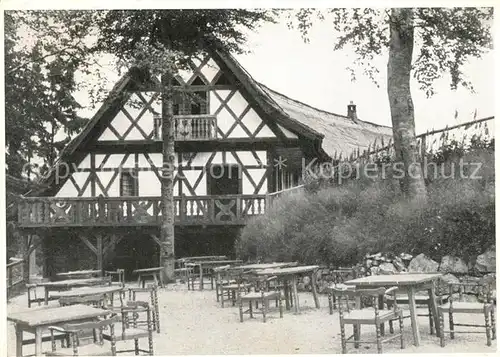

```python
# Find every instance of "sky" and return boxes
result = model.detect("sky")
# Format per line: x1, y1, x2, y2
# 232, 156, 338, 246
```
68, 7, 495, 137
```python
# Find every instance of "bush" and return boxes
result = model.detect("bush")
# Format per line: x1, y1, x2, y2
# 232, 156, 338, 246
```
236, 140, 495, 267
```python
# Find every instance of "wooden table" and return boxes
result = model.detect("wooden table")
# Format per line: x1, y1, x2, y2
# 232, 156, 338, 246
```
56, 269, 101, 279
8, 304, 111, 357
133, 267, 164, 288
344, 273, 442, 347
176, 256, 227, 268
229, 262, 298, 271
189, 260, 243, 290
36, 277, 111, 305
256, 265, 320, 314
178, 255, 228, 262
56, 285, 124, 306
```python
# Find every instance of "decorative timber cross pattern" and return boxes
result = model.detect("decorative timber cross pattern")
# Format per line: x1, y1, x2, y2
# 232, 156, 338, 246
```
176, 118, 192, 140
214, 199, 237, 223
131, 201, 154, 223
50, 201, 72, 223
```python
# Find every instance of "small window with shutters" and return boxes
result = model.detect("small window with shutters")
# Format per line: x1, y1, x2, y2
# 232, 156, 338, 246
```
120, 170, 138, 197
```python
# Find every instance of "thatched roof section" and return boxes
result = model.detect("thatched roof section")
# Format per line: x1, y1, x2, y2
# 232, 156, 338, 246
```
258, 84, 393, 158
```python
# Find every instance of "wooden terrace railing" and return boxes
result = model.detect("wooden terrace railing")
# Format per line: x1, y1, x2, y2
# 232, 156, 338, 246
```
17, 194, 267, 228
7, 257, 25, 299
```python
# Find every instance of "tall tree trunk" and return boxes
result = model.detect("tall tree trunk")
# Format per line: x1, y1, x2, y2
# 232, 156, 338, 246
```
160, 74, 176, 282
387, 8, 427, 202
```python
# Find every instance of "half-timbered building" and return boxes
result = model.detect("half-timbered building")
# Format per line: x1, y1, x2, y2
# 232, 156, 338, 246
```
16, 48, 392, 279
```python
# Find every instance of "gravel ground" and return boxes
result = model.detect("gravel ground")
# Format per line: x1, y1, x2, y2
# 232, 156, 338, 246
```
5, 282, 498, 355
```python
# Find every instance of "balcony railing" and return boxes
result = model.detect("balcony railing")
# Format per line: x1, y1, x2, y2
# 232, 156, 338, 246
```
154, 114, 218, 141
7, 258, 25, 299
17, 195, 267, 227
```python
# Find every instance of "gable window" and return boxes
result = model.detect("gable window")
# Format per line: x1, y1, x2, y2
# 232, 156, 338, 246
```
191, 91, 207, 115
172, 91, 208, 115
120, 170, 138, 196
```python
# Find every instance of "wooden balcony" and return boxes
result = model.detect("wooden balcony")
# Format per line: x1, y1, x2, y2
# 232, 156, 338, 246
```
154, 114, 218, 141
17, 195, 267, 228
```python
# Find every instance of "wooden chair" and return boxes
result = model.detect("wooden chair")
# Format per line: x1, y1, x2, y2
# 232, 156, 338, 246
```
128, 285, 160, 333
185, 263, 198, 290
26, 283, 65, 307
438, 276, 496, 347
104, 269, 126, 305
174, 267, 194, 283
186, 263, 214, 290
46, 315, 120, 356
385, 279, 448, 335
212, 265, 232, 302
327, 267, 359, 314
238, 274, 283, 323
105, 269, 125, 286
103, 301, 154, 355
332, 286, 404, 354
98, 275, 114, 286
219, 270, 252, 308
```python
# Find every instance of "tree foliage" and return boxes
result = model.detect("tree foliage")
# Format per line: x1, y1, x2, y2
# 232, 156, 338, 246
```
288, 7, 493, 200
4, 11, 95, 177
290, 8, 493, 96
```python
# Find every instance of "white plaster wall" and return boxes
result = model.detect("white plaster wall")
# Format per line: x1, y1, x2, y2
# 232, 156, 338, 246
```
55, 151, 267, 197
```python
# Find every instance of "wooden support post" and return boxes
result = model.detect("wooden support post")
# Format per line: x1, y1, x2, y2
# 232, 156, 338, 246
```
311, 270, 320, 309
96, 234, 103, 274
420, 134, 427, 162
292, 275, 300, 314
79, 234, 103, 273
26, 234, 42, 283
98, 195, 105, 223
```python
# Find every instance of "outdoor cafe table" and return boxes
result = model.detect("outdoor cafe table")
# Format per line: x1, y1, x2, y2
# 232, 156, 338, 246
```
177, 255, 227, 266
56, 285, 125, 306
178, 255, 228, 262
8, 304, 111, 357
36, 277, 111, 305
344, 273, 442, 347
189, 260, 243, 290
255, 265, 320, 314
229, 262, 298, 271
56, 269, 101, 279
133, 266, 165, 288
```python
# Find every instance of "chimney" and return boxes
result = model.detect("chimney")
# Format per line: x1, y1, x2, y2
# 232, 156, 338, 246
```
347, 101, 359, 123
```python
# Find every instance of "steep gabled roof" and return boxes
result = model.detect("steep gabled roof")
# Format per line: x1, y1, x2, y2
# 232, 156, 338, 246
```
213, 49, 393, 158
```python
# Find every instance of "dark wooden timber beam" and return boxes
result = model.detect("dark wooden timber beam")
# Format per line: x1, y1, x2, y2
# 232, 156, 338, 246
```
79, 235, 98, 255
131, 84, 234, 92
87, 138, 301, 154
